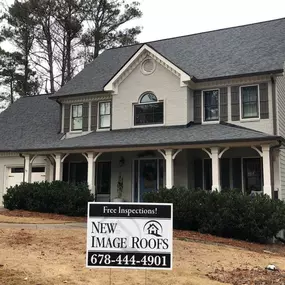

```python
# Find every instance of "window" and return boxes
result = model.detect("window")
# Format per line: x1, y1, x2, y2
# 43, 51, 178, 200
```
96, 162, 111, 194
71, 104, 83, 131
243, 158, 262, 194
241, 85, 259, 119
134, 92, 163, 125
203, 89, 219, 121
99, 102, 111, 129
32, 167, 45, 173
11, 168, 24, 173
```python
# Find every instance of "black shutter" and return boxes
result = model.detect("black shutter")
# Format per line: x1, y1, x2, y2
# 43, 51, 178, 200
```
91, 101, 98, 131
232, 158, 242, 190
194, 159, 203, 189
194, 90, 202, 123
231, 86, 240, 121
220, 158, 230, 189
64, 104, 70, 133
219, 87, 228, 121
82, 102, 89, 131
260, 83, 269, 119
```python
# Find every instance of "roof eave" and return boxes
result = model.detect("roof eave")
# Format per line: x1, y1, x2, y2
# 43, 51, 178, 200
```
192, 69, 284, 83
2, 135, 283, 153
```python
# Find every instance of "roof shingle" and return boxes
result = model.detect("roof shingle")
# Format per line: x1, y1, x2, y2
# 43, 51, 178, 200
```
53, 18, 285, 97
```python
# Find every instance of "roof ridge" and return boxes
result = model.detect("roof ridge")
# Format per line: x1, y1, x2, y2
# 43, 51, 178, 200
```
106, 17, 285, 51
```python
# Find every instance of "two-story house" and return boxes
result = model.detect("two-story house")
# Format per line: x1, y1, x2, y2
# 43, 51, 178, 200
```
0, 18, 285, 205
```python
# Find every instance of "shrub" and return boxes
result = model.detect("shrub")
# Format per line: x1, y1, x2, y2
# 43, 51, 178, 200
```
144, 187, 285, 243
3, 181, 94, 216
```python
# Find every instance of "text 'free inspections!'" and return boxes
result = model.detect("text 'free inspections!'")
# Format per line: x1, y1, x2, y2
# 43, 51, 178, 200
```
86, 202, 173, 270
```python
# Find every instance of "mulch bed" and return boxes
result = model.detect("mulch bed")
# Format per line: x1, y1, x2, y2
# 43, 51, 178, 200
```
207, 267, 285, 285
0, 210, 86, 222
174, 230, 285, 256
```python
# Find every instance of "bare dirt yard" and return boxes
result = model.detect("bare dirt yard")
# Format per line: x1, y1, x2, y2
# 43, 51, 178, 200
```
0, 210, 86, 224
0, 211, 285, 284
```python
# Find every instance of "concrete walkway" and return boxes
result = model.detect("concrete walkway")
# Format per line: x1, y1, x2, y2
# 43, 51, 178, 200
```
0, 222, 86, 229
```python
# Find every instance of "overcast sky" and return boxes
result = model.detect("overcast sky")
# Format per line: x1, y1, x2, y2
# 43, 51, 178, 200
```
134, 0, 285, 42
2, 0, 285, 43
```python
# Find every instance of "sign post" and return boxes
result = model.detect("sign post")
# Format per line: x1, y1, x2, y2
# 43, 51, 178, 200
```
86, 202, 173, 270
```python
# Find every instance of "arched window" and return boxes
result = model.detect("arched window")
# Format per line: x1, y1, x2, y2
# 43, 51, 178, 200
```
140, 92, 157, 103
134, 92, 164, 126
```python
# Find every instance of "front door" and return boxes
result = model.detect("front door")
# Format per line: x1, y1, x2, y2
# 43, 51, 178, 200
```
138, 159, 163, 202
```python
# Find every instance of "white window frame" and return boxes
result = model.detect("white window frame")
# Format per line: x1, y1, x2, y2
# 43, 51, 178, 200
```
201, 88, 220, 124
70, 104, 83, 132
133, 92, 165, 128
97, 101, 111, 131
239, 84, 260, 122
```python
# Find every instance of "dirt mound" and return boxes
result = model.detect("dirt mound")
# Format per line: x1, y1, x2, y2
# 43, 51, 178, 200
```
208, 267, 285, 285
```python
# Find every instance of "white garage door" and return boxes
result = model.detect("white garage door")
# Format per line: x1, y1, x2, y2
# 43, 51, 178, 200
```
6, 166, 46, 189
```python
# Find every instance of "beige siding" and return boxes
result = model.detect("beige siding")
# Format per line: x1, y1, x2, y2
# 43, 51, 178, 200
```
276, 75, 285, 200
187, 88, 194, 123
113, 61, 188, 130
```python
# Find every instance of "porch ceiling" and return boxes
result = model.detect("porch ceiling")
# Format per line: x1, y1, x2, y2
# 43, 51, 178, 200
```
2, 122, 282, 153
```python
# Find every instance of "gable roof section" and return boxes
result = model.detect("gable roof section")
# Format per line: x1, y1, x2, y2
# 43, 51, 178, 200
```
52, 18, 285, 98
104, 44, 191, 93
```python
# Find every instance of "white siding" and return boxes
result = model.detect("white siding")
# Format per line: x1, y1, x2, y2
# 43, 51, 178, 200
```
0, 155, 48, 206
113, 61, 188, 130
276, 75, 285, 200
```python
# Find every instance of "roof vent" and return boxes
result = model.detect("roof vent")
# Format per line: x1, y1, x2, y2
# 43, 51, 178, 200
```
141, 58, 156, 75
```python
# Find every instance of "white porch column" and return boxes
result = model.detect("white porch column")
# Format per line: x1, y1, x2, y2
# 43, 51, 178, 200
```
24, 155, 32, 183
262, 144, 272, 197
54, 154, 63, 181
87, 152, 95, 195
165, 149, 174, 189
210, 147, 221, 191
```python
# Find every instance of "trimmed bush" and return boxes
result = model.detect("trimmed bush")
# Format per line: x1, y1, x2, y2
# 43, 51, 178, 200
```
144, 187, 285, 243
3, 181, 94, 216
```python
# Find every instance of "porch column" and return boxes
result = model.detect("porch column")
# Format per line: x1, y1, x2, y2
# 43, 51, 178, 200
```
24, 155, 32, 183
211, 147, 221, 191
54, 154, 63, 181
262, 144, 272, 197
87, 152, 95, 195
165, 149, 174, 189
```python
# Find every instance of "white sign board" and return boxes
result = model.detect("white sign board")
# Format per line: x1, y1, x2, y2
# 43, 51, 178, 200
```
86, 202, 173, 270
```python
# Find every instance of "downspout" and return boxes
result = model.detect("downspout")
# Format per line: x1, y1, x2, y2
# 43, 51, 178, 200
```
270, 140, 283, 199
56, 99, 62, 134
271, 75, 277, 135
19, 153, 25, 182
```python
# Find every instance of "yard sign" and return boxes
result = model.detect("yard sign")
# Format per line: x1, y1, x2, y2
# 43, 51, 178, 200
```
86, 202, 173, 270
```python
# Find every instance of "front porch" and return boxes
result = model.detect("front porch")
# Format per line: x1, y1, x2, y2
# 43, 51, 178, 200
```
21, 143, 280, 201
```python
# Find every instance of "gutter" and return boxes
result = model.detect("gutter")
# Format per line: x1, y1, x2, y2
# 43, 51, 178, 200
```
191, 69, 284, 83
4, 135, 284, 153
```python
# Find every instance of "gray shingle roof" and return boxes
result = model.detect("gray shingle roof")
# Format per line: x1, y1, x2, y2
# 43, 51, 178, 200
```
0, 96, 280, 152
53, 18, 285, 97
0, 95, 62, 151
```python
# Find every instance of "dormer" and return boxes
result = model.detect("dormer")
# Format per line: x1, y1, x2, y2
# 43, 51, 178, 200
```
59, 94, 112, 138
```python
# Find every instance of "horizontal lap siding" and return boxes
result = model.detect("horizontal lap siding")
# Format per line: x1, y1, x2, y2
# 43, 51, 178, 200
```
277, 75, 285, 200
